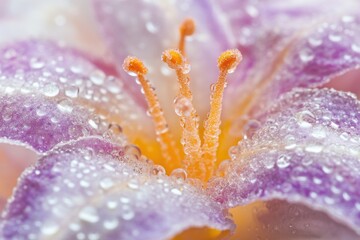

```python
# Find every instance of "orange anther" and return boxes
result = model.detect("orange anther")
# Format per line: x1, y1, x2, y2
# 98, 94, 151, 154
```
218, 49, 242, 73
178, 18, 196, 55
162, 49, 185, 70
123, 56, 148, 75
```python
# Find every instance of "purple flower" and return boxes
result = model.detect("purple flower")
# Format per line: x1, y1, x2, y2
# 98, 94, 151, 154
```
0, 0, 360, 239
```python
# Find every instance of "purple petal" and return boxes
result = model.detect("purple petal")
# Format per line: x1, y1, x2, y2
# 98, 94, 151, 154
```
93, 0, 230, 120
1, 137, 233, 240
0, 40, 152, 144
210, 88, 360, 237
215, 0, 360, 115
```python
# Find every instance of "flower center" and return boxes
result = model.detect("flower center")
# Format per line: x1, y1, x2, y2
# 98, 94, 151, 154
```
123, 19, 242, 181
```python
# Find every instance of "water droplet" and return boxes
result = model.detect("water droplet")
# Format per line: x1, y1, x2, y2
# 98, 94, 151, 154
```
103, 218, 119, 230
36, 106, 47, 116
228, 146, 240, 160
57, 99, 73, 113
124, 145, 141, 160
216, 160, 230, 176
42, 83, 60, 97
305, 145, 323, 153
297, 110, 316, 128
88, 119, 98, 129
65, 86, 79, 98
245, 5, 259, 17
79, 206, 99, 223
152, 165, 166, 175
342, 15, 354, 23
90, 70, 105, 85
30, 58, 45, 69
308, 37, 322, 47
107, 200, 118, 209
100, 178, 114, 190
122, 209, 135, 220
4, 49, 17, 59
243, 120, 260, 139
329, 34, 342, 42
170, 168, 187, 181
181, 64, 191, 74
171, 188, 182, 195
351, 43, 360, 53
127, 179, 139, 189
299, 49, 314, 62
277, 155, 291, 168
145, 21, 158, 33
41, 222, 59, 235
174, 96, 192, 117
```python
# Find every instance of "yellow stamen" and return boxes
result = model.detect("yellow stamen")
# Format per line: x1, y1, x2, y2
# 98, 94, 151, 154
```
123, 56, 181, 168
178, 18, 195, 55
162, 49, 202, 175
201, 49, 242, 179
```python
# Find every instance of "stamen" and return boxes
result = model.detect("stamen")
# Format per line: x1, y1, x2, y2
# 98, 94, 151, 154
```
162, 49, 202, 174
202, 49, 242, 179
178, 18, 195, 55
123, 56, 181, 167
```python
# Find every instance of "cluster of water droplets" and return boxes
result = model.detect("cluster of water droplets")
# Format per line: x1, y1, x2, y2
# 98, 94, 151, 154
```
0, 41, 151, 146
0, 138, 232, 239
208, 88, 360, 236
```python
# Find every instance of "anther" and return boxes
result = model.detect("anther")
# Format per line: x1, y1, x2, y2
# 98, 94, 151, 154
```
161, 49, 185, 70
201, 49, 242, 179
123, 56, 181, 168
178, 18, 195, 55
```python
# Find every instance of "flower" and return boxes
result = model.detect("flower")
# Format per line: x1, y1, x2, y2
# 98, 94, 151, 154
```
0, 0, 360, 239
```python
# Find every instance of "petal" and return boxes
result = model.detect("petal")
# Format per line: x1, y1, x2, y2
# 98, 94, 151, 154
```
0, 137, 233, 240
93, 0, 230, 121
215, 0, 360, 116
210, 88, 360, 237
0, 40, 152, 142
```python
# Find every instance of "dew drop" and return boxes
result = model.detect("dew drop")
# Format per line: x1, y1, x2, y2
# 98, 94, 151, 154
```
145, 21, 159, 33
65, 86, 79, 98
243, 119, 260, 139
329, 34, 342, 42
299, 49, 314, 62
79, 206, 99, 223
100, 178, 114, 190
42, 83, 60, 97
57, 99, 73, 113
30, 58, 45, 69
171, 188, 182, 195
90, 70, 105, 85
351, 43, 360, 53
127, 179, 139, 189
88, 119, 99, 129
297, 110, 316, 128
41, 222, 59, 235
308, 37, 322, 47
174, 96, 192, 117
124, 145, 141, 160
305, 145, 323, 153
122, 209, 135, 220
170, 168, 187, 181
152, 165, 166, 175
103, 218, 119, 230
276, 155, 291, 168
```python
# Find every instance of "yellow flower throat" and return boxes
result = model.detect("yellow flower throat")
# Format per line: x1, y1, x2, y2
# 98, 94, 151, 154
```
123, 19, 242, 181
